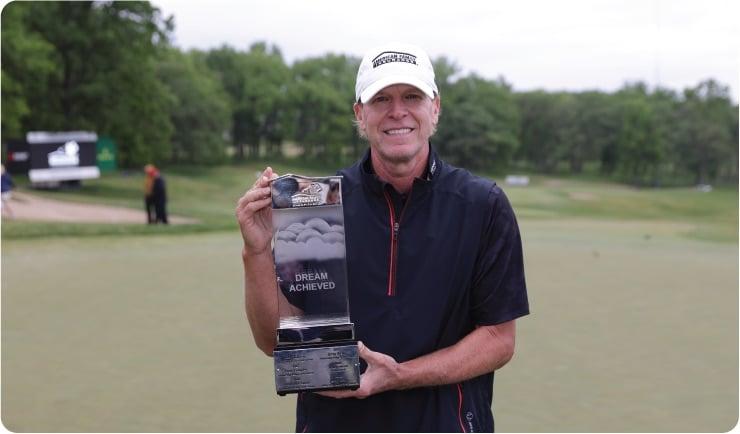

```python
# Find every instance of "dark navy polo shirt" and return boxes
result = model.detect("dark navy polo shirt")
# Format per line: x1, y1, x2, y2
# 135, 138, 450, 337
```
295, 146, 529, 432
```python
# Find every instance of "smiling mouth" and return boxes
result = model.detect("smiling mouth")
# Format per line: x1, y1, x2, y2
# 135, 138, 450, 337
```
384, 128, 413, 136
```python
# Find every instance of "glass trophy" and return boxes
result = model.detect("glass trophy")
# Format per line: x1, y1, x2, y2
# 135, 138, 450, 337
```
269, 174, 360, 396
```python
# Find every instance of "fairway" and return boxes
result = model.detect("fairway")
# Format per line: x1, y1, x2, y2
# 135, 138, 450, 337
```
2, 218, 736, 432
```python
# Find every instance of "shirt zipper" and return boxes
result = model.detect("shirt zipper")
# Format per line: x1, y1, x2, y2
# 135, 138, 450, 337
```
457, 383, 467, 432
382, 187, 412, 296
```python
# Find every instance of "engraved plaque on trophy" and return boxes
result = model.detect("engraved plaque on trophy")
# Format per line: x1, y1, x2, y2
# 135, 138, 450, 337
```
269, 174, 360, 396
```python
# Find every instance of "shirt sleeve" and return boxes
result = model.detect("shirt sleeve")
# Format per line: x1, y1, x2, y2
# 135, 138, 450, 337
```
470, 185, 529, 325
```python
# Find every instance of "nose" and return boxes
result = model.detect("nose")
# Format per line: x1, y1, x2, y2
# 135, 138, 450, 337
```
387, 98, 408, 120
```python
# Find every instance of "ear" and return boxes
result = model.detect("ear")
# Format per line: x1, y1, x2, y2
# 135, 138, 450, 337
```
353, 102, 365, 129
431, 95, 441, 126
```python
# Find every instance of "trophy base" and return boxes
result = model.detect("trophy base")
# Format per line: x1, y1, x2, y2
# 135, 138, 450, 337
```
274, 341, 360, 396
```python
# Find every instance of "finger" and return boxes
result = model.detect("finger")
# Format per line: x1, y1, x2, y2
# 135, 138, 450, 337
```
316, 389, 356, 399
357, 341, 369, 358
253, 174, 269, 189
237, 191, 270, 213
357, 341, 377, 362
236, 197, 272, 216
265, 166, 279, 181
243, 197, 273, 214
237, 197, 272, 218
238, 186, 271, 205
252, 167, 274, 188
251, 170, 265, 188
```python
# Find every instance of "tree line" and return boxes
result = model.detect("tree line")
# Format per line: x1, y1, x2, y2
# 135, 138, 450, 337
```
2, 2, 737, 186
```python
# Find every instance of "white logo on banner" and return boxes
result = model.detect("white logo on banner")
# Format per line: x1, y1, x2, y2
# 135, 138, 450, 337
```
48, 141, 80, 167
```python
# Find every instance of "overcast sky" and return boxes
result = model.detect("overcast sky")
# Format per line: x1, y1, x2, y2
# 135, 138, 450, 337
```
153, 0, 739, 100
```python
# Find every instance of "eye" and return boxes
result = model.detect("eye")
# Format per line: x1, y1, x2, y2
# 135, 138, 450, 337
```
405, 93, 422, 101
372, 95, 389, 104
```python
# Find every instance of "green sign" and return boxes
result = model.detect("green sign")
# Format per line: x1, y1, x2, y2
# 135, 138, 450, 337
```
96, 137, 117, 171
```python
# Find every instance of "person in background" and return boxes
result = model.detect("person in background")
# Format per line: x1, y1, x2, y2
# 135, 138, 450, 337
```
145, 164, 168, 224
144, 164, 156, 223
1, 164, 15, 218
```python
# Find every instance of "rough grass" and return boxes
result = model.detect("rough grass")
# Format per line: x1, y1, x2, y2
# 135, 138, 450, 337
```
1, 162, 338, 239
3, 164, 737, 243
501, 176, 737, 243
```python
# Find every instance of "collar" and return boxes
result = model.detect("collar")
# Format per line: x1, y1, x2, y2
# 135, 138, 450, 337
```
359, 143, 440, 195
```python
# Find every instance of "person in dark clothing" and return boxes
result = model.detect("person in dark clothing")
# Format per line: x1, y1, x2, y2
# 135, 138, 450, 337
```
144, 164, 156, 223
1, 164, 15, 218
236, 43, 529, 432
145, 164, 168, 224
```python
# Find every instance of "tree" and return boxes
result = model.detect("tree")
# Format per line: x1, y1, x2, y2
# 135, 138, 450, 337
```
241, 42, 290, 158
287, 54, 360, 164
157, 49, 230, 164
203, 44, 250, 159
515, 91, 563, 172
204, 42, 290, 160
436, 75, 519, 171
1, 1, 175, 166
432, 56, 461, 97
674, 79, 737, 184
565, 92, 620, 174
1, 3, 56, 138
614, 95, 663, 185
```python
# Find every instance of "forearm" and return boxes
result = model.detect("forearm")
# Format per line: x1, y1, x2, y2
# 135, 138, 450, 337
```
317, 320, 517, 400
398, 320, 516, 389
243, 247, 279, 355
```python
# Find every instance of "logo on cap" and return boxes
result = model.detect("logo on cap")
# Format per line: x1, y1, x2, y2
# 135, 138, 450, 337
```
372, 51, 417, 68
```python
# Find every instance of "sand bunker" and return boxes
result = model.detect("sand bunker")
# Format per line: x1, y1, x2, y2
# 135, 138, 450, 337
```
1, 191, 198, 224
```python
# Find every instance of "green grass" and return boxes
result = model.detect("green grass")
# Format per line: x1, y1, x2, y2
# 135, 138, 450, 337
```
499, 221, 738, 432
2, 162, 738, 432
1, 162, 335, 239
1, 225, 736, 432
1, 234, 296, 432
500, 176, 738, 243
1, 162, 737, 431
3, 163, 737, 243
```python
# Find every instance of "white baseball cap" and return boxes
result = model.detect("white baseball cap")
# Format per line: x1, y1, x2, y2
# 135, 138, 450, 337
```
355, 43, 438, 103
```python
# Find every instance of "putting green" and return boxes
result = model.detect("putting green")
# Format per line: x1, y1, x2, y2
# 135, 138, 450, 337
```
498, 219, 738, 432
2, 219, 737, 431
2, 234, 295, 432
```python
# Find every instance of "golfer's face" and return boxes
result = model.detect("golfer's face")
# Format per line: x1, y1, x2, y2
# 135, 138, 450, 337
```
354, 84, 440, 165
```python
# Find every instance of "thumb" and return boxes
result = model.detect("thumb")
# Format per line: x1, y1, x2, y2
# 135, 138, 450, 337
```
357, 341, 376, 362
265, 166, 279, 180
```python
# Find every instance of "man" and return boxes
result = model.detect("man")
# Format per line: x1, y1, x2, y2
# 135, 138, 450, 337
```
144, 164, 157, 223
1, 164, 15, 218
236, 43, 529, 432
145, 164, 168, 224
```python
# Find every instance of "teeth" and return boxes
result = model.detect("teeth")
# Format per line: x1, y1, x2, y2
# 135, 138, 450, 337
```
386, 128, 412, 135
